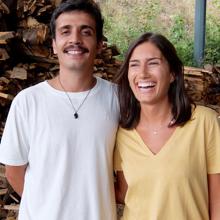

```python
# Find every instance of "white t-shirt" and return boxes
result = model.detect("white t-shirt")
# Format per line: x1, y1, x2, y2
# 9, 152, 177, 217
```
0, 76, 119, 220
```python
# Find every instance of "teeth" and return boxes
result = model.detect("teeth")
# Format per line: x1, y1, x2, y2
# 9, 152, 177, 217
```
66, 50, 83, 55
138, 82, 156, 88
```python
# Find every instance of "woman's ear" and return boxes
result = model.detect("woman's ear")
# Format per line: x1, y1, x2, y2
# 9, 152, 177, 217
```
170, 73, 175, 83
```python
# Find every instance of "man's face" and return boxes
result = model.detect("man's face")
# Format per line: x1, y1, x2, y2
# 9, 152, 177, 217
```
52, 11, 102, 74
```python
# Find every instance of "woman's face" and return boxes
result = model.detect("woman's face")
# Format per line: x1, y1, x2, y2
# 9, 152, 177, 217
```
128, 41, 174, 105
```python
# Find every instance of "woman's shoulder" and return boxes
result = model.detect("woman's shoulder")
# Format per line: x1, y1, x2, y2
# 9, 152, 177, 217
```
117, 126, 136, 138
194, 105, 218, 114
192, 104, 219, 121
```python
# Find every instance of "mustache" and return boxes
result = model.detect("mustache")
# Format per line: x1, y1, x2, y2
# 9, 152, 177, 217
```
63, 45, 89, 53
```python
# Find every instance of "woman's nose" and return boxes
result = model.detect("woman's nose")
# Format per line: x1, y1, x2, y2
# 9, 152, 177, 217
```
139, 65, 150, 78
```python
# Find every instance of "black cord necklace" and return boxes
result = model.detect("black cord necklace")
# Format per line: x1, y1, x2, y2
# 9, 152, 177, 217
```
58, 76, 92, 119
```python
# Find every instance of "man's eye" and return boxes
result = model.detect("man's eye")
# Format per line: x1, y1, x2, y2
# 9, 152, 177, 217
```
82, 29, 92, 36
61, 30, 69, 35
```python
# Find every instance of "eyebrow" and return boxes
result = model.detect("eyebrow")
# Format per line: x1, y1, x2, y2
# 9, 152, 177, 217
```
129, 57, 161, 63
57, 24, 95, 32
81, 25, 95, 32
58, 25, 71, 31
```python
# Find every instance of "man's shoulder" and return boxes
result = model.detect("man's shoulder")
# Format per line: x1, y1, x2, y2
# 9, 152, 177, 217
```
97, 76, 116, 85
13, 81, 46, 102
24, 81, 46, 92
96, 76, 118, 92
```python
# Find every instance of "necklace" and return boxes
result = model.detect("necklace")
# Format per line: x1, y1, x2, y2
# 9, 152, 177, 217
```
151, 118, 175, 135
58, 76, 92, 119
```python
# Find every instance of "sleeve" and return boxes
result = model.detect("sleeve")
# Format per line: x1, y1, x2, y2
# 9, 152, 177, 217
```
206, 112, 220, 174
114, 143, 123, 171
0, 94, 29, 165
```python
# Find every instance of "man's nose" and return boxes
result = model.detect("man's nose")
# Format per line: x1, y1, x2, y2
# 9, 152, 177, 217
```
69, 30, 82, 44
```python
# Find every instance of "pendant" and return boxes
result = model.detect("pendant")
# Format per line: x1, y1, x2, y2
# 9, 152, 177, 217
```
153, 130, 158, 135
74, 112, 78, 119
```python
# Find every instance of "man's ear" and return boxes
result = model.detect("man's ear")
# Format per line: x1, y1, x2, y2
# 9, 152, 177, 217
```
52, 39, 57, 54
96, 41, 103, 54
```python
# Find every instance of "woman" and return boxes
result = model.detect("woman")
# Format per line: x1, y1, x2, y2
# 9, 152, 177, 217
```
114, 32, 220, 220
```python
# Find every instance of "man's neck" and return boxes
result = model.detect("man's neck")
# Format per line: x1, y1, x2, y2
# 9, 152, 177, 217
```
48, 70, 96, 92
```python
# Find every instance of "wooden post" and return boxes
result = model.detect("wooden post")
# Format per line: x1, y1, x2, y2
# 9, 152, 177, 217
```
194, 0, 207, 67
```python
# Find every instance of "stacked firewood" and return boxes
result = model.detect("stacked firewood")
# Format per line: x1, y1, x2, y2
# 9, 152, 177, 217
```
0, 165, 19, 220
204, 65, 220, 107
184, 65, 220, 114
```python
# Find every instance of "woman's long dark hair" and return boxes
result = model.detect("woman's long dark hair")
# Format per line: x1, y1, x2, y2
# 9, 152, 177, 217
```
114, 32, 193, 129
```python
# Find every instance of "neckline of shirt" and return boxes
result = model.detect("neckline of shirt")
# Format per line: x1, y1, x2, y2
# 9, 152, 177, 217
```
43, 76, 100, 98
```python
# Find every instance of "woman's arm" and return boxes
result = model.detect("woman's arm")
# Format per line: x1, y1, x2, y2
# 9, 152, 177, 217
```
5, 164, 27, 197
208, 173, 220, 220
115, 171, 128, 204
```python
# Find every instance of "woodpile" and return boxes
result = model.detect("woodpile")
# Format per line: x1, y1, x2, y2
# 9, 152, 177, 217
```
0, 165, 19, 220
0, 0, 219, 219
184, 65, 220, 114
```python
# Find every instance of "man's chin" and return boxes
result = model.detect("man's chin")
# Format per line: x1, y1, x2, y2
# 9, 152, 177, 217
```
67, 64, 87, 73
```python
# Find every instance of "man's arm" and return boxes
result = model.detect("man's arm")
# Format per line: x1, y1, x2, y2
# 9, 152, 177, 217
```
208, 173, 220, 220
5, 164, 27, 197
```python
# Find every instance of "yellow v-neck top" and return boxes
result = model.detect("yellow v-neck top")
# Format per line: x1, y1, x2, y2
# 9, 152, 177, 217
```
114, 105, 220, 220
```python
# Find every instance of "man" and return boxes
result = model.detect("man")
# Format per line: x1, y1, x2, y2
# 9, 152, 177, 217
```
0, 1, 119, 219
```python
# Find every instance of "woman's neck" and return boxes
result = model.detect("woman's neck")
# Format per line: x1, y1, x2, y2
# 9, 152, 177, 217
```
139, 102, 173, 127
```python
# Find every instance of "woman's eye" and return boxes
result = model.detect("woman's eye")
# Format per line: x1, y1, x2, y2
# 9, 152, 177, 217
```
129, 63, 138, 67
149, 62, 159, 65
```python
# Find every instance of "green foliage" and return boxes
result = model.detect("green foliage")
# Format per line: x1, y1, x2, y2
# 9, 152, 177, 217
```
102, 0, 161, 60
168, 15, 194, 66
205, 15, 220, 64
101, 0, 220, 66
